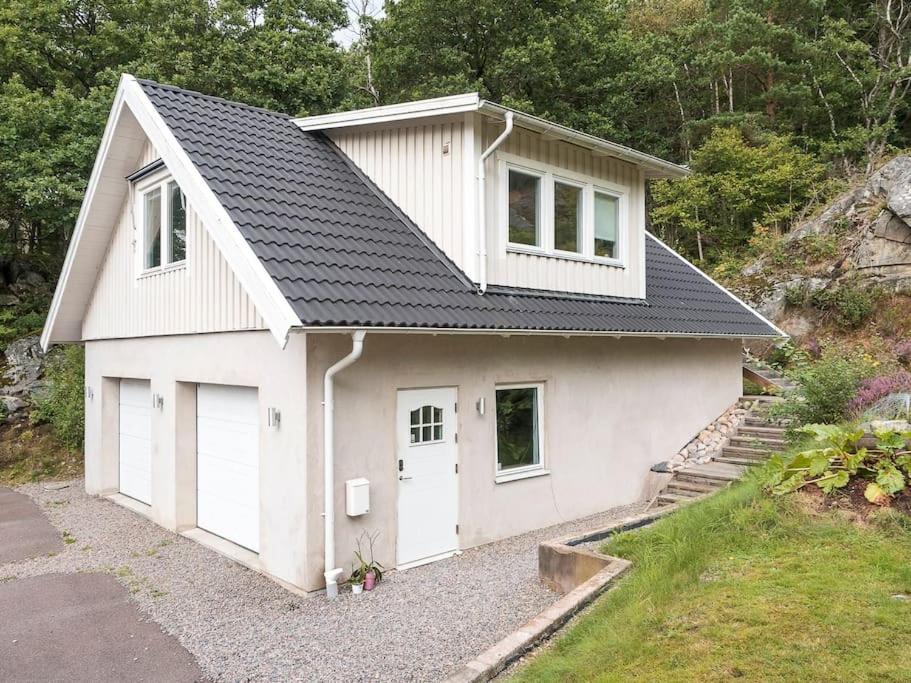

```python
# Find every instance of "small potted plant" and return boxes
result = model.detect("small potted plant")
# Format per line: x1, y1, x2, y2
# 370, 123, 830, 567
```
349, 563, 366, 595
354, 530, 384, 592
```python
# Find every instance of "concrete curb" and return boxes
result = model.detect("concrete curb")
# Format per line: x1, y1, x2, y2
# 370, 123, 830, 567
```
443, 505, 681, 683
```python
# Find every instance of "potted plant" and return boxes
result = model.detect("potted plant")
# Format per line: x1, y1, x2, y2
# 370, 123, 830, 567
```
349, 563, 366, 595
354, 530, 384, 592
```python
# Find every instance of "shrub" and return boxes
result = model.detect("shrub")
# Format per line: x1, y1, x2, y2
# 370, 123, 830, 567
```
32, 345, 84, 449
896, 339, 911, 367
810, 285, 879, 329
784, 283, 810, 307
772, 349, 876, 425
765, 424, 911, 505
848, 371, 911, 417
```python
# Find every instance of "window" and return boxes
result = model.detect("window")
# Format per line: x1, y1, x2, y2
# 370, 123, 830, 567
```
137, 173, 187, 272
143, 188, 162, 269
501, 156, 627, 265
410, 405, 443, 444
507, 169, 541, 247
495, 385, 543, 475
554, 181, 582, 253
168, 181, 187, 263
594, 191, 618, 259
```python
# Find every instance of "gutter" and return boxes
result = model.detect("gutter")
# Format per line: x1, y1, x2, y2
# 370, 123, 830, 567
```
477, 112, 514, 294
322, 330, 367, 599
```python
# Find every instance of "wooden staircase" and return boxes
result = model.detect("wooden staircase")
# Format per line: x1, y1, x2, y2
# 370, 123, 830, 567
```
743, 360, 799, 393
651, 397, 787, 509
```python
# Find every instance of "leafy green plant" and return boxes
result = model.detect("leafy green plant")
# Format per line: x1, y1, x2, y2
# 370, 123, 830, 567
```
31, 345, 84, 449
765, 424, 911, 504
771, 349, 876, 425
810, 284, 879, 328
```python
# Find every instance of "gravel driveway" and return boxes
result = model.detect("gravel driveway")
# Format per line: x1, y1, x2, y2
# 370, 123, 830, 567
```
2, 480, 644, 681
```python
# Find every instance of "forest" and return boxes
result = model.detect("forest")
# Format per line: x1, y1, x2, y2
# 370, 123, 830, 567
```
0, 0, 909, 275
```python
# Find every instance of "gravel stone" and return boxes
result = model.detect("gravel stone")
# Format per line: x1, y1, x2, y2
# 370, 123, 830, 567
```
3, 479, 644, 681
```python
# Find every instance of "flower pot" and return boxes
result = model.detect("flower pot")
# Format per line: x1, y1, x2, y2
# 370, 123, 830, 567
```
364, 570, 376, 591
351, 582, 364, 595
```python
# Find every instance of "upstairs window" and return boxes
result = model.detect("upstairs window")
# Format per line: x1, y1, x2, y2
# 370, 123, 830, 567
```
501, 155, 628, 266
507, 169, 541, 247
136, 173, 187, 272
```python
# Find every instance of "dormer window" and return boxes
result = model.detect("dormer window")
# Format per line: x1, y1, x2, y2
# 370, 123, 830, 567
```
134, 169, 187, 272
501, 155, 628, 267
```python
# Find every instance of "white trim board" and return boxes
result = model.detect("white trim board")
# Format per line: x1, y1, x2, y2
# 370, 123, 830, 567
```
294, 94, 689, 179
41, 75, 301, 351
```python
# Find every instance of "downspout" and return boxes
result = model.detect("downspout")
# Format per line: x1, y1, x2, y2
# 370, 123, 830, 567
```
323, 329, 367, 599
477, 111, 514, 294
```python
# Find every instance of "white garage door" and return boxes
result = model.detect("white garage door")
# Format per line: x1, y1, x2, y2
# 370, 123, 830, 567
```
196, 384, 260, 552
119, 379, 152, 505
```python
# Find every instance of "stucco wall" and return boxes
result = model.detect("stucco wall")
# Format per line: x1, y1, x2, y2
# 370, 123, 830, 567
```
304, 333, 742, 591
83, 331, 307, 587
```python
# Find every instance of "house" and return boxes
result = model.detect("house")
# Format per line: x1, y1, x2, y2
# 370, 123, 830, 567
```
42, 75, 782, 596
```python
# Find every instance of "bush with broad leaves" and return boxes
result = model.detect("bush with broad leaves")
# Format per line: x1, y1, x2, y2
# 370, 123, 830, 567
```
764, 424, 911, 505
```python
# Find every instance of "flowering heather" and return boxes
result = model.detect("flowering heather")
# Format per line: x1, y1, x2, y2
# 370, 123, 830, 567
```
849, 370, 911, 416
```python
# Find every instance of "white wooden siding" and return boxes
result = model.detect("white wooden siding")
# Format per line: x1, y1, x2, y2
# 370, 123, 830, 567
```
330, 117, 466, 271
82, 140, 265, 340
483, 119, 646, 298
330, 115, 646, 299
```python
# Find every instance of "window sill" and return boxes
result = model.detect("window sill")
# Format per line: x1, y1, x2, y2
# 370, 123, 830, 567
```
137, 261, 187, 279
506, 245, 625, 269
495, 468, 550, 485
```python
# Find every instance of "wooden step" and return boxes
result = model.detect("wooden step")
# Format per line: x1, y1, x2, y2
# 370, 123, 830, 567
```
676, 469, 740, 484
723, 445, 776, 457
729, 435, 786, 448
667, 479, 719, 494
657, 493, 698, 505
736, 425, 787, 436
714, 456, 768, 466
663, 486, 707, 498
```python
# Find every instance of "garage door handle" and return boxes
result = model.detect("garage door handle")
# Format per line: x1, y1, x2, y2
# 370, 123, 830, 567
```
399, 475, 413, 481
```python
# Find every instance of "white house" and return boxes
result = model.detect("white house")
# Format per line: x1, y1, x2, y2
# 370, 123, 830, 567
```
42, 76, 781, 596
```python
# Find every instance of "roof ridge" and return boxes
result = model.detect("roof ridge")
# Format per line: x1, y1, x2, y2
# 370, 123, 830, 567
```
136, 78, 291, 120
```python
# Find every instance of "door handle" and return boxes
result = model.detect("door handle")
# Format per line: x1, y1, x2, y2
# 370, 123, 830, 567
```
399, 475, 413, 481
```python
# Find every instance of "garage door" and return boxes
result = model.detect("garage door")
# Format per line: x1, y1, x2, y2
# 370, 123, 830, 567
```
119, 379, 152, 505
196, 384, 260, 552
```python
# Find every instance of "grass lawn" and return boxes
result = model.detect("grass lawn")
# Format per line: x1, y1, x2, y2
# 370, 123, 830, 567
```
512, 476, 911, 682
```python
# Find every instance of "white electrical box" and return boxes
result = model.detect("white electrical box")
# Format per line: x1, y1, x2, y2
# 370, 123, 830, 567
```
345, 478, 370, 516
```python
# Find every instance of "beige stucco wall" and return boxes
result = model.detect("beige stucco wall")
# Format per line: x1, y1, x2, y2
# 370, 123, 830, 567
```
83, 331, 307, 588
304, 333, 742, 591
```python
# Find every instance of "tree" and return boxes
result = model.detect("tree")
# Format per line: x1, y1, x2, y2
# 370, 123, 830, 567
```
0, 0, 349, 269
650, 126, 826, 260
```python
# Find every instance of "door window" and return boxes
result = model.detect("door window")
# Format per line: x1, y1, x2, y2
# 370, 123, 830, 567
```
410, 405, 443, 444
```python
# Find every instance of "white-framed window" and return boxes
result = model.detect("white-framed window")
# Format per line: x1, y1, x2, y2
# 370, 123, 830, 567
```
134, 172, 187, 273
500, 153, 628, 266
495, 382, 547, 482
409, 404, 444, 445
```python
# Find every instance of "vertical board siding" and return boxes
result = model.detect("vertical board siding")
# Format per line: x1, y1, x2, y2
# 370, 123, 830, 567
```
82, 140, 266, 340
483, 120, 646, 299
330, 120, 465, 271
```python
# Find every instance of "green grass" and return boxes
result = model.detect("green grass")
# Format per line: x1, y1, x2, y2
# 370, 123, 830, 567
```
512, 476, 911, 682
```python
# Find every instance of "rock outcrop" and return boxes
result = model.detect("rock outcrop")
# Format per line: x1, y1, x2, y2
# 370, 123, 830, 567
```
0, 335, 44, 415
746, 155, 911, 332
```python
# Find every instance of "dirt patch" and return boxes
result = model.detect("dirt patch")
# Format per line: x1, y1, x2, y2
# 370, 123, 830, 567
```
802, 478, 911, 519
0, 415, 82, 486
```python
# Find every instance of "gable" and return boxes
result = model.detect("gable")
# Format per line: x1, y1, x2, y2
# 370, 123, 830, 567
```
83, 139, 265, 339
41, 75, 300, 351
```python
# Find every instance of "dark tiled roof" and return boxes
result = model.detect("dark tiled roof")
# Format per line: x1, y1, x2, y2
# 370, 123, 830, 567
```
139, 80, 778, 337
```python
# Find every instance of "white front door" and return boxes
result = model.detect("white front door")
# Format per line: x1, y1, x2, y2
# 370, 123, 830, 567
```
396, 387, 458, 568
119, 379, 152, 505
196, 384, 260, 552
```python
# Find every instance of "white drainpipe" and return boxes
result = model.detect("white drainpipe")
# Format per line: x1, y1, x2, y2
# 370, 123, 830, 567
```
477, 111, 514, 294
323, 329, 367, 599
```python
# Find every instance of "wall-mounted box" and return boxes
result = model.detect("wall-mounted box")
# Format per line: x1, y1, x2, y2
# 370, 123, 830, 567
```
345, 478, 370, 516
